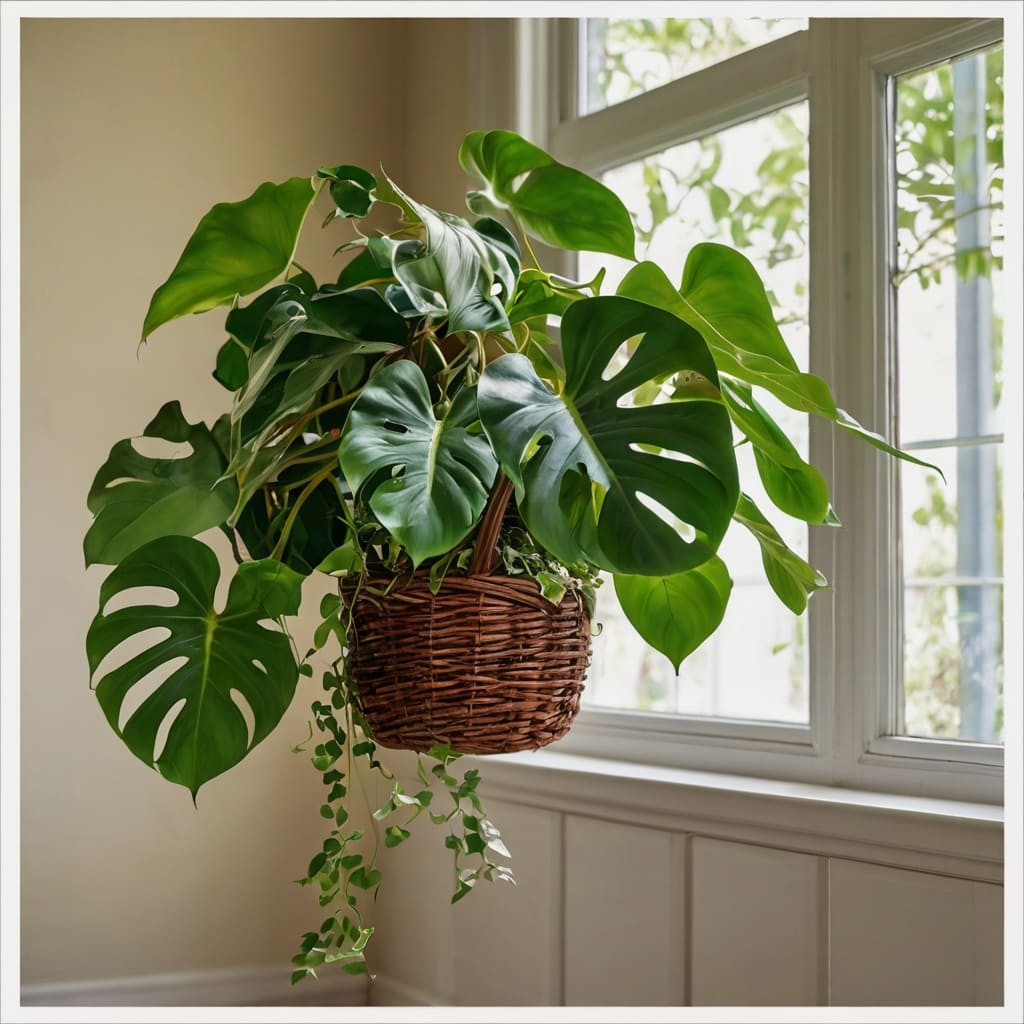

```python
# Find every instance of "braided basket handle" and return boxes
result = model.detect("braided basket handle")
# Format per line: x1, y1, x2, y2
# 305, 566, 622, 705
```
467, 473, 515, 577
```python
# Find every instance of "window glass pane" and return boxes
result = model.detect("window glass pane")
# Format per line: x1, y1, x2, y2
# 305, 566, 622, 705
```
582, 18, 807, 114
894, 47, 1004, 744
580, 103, 811, 725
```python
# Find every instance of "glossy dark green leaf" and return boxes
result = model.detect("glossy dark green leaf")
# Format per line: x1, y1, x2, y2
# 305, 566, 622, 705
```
615, 557, 732, 672
338, 361, 498, 567
317, 164, 376, 219
230, 286, 406, 431
375, 177, 518, 334
86, 537, 301, 796
478, 296, 738, 576
459, 129, 636, 260
85, 402, 238, 566
733, 494, 829, 614
214, 339, 250, 391
335, 246, 392, 290
142, 177, 317, 340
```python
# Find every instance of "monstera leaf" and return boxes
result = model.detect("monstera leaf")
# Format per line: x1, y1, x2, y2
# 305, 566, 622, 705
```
338, 361, 498, 566
618, 255, 941, 474
614, 557, 733, 672
478, 296, 739, 576
87, 536, 303, 797
84, 402, 238, 566
459, 129, 636, 260
142, 177, 317, 341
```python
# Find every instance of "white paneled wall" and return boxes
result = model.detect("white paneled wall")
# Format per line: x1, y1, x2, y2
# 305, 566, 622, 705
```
690, 838, 825, 1005
452, 801, 564, 1005
829, 860, 1004, 1006
564, 818, 685, 1005
368, 754, 1003, 1008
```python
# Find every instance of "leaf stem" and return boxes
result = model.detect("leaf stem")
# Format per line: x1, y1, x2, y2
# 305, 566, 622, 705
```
271, 466, 335, 560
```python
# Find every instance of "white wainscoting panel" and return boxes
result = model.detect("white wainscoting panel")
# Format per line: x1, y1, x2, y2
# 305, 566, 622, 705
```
563, 815, 685, 1005
362, 753, 1003, 1007
451, 799, 563, 1005
690, 837, 825, 1005
829, 858, 1004, 1006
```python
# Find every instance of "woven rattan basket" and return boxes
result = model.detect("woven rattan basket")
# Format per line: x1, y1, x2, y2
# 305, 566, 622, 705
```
343, 573, 591, 755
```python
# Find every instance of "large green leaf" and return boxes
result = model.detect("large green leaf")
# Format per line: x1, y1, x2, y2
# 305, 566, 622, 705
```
478, 296, 739, 576
375, 177, 519, 335
614, 557, 732, 673
142, 177, 317, 341
617, 258, 835, 414
87, 537, 303, 797
733, 494, 829, 614
338, 362, 497, 567
459, 129, 636, 260
618, 258, 942, 474
84, 402, 238, 566
721, 379, 830, 524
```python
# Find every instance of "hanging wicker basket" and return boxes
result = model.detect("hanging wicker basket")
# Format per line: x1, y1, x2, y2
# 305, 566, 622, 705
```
341, 477, 592, 755
342, 574, 591, 754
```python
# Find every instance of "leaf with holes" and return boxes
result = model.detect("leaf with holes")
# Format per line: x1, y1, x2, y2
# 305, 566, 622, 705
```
478, 296, 739, 576
338, 361, 498, 567
86, 536, 302, 797
618, 257, 943, 476
84, 401, 238, 567
614, 557, 732, 673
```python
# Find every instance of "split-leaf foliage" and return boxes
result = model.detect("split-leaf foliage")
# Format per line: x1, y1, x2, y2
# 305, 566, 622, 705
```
85, 130, 929, 978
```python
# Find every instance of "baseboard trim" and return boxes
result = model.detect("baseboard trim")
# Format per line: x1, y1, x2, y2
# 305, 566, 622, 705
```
21, 964, 368, 1007
368, 972, 445, 1006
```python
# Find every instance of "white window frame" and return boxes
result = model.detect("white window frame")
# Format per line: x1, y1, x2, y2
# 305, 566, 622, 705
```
476, 16, 1007, 804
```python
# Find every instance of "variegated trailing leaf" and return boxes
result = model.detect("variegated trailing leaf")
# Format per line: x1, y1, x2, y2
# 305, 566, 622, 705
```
372, 177, 520, 335
478, 296, 739, 576
85, 401, 238, 566
87, 536, 303, 796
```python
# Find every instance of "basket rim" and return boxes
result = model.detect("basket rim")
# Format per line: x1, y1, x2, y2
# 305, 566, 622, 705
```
342, 570, 587, 614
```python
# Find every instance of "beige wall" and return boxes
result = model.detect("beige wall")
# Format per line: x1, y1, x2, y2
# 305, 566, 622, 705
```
19, 16, 414, 986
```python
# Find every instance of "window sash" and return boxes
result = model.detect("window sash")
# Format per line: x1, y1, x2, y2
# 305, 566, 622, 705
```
506, 16, 1005, 803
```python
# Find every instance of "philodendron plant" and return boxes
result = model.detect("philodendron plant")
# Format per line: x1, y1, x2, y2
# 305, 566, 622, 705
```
85, 130, 931, 980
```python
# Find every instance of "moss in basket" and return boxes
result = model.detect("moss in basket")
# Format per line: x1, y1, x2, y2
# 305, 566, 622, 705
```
83, 130, 936, 980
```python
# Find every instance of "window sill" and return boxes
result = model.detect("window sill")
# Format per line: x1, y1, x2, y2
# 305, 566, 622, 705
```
465, 748, 1004, 884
